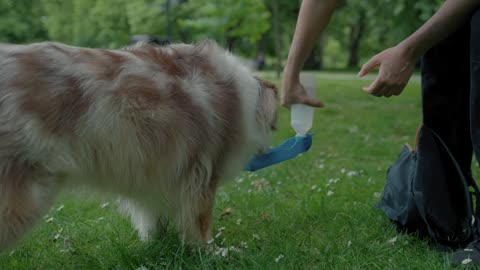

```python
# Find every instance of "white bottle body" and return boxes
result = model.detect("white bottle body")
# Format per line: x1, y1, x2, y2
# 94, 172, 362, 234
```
290, 75, 316, 136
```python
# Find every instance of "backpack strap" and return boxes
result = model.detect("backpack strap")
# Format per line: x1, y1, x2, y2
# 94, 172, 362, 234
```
428, 126, 480, 219
407, 123, 423, 152
463, 172, 480, 230
413, 192, 442, 241
413, 125, 480, 245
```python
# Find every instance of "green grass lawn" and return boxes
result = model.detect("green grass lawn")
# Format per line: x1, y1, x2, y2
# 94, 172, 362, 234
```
1, 71, 476, 269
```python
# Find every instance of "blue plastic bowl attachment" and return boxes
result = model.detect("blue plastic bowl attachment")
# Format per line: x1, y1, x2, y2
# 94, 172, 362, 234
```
243, 133, 313, 172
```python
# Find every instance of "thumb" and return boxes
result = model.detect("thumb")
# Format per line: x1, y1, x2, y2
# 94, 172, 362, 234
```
358, 56, 380, 77
299, 97, 325, 108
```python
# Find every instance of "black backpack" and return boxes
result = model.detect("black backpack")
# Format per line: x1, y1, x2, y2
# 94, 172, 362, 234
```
378, 124, 480, 249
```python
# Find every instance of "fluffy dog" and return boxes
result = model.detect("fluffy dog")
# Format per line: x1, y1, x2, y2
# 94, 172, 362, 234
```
0, 40, 277, 251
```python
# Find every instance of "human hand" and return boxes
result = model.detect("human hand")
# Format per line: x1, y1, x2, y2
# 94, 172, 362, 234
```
358, 45, 417, 97
281, 76, 324, 108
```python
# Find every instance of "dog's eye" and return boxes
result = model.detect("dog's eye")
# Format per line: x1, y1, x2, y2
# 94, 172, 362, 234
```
270, 124, 277, 131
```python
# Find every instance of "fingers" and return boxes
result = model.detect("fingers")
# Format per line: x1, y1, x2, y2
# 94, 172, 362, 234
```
360, 53, 395, 97
358, 56, 380, 77
360, 46, 416, 98
281, 98, 292, 109
363, 78, 406, 97
281, 80, 324, 108
362, 76, 383, 96
300, 97, 325, 108
282, 96, 325, 109
280, 91, 296, 108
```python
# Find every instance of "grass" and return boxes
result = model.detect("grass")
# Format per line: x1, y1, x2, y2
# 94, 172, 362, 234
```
1, 71, 476, 269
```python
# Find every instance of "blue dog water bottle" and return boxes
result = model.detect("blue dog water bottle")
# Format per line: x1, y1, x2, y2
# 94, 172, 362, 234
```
243, 74, 316, 172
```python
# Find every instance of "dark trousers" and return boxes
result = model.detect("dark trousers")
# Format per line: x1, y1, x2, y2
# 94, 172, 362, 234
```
421, 9, 480, 174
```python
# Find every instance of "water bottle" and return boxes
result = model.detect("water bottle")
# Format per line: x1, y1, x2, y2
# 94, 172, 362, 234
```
290, 74, 316, 137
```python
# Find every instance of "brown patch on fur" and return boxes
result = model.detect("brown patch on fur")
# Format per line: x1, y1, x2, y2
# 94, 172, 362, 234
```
24, 77, 89, 135
185, 43, 242, 161
112, 74, 165, 162
111, 76, 194, 170
169, 81, 191, 106
126, 43, 214, 79
0, 159, 45, 214
129, 46, 187, 77
198, 179, 216, 243
171, 45, 213, 74
256, 78, 278, 131
44, 42, 74, 57
78, 48, 128, 81
10, 52, 50, 95
78, 48, 97, 59
167, 81, 211, 166
198, 212, 212, 242
99, 50, 129, 80
255, 77, 278, 98
208, 76, 242, 176
0, 159, 32, 193
114, 75, 162, 109
0, 159, 53, 250
93, 148, 99, 170
12, 52, 91, 135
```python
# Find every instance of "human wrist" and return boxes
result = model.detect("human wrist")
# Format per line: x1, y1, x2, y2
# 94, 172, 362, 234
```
397, 41, 423, 61
283, 62, 301, 83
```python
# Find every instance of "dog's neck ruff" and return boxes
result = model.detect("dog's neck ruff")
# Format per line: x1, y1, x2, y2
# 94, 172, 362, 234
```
243, 133, 313, 172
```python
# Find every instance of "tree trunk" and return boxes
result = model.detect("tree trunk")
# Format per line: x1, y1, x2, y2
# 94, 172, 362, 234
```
272, 0, 281, 79
303, 34, 325, 70
226, 36, 235, 52
347, 11, 366, 68
255, 34, 267, 70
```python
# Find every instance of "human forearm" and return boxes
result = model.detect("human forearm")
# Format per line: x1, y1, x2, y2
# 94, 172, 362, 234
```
284, 0, 338, 80
358, 0, 480, 98
399, 0, 480, 59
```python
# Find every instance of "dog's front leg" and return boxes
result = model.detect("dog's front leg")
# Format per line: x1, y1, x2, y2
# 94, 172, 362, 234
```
177, 176, 217, 245
0, 164, 59, 252
118, 198, 168, 242
197, 194, 214, 244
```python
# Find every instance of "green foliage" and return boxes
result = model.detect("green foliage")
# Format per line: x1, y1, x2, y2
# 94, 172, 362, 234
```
0, 0, 47, 43
41, 0, 129, 48
178, 0, 271, 55
125, 0, 167, 39
364, 0, 442, 48
0, 0, 446, 67
90, 0, 130, 48
9, 0, 272, 52
41, 0, 74, 44
327, 0, 442, 67
323, 37, 346, 69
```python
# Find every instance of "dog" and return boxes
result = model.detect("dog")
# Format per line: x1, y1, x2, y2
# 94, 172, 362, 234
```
0, 40, 278, 251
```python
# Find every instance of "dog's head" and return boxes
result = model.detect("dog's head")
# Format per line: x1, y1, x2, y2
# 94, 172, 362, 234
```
254, 77, 278, 153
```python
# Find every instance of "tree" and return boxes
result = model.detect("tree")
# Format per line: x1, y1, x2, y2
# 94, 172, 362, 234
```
40, 0, 75, 44
41, 0, 130, 48
91, 0, 130, 48
0, 0, 445, 70
0, 0, 48, 43
328, 0, 442, 68
178, 0, 271, 55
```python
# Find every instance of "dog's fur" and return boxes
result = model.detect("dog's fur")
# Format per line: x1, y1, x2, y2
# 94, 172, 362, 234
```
0, 40, 277, 251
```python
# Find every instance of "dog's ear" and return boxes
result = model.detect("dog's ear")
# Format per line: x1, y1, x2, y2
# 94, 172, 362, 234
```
254, 76, 278, 99
254, 76, 278, 131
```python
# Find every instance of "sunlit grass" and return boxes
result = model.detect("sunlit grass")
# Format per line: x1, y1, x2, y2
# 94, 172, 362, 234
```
0, 71, 472, 269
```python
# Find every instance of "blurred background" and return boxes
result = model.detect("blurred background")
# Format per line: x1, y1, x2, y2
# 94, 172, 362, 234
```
0, 0, 442, 74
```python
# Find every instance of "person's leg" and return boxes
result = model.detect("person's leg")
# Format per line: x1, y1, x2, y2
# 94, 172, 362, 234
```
451, 8, 480, 268
470, 9, 480, 165
420, 20, 472, 173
